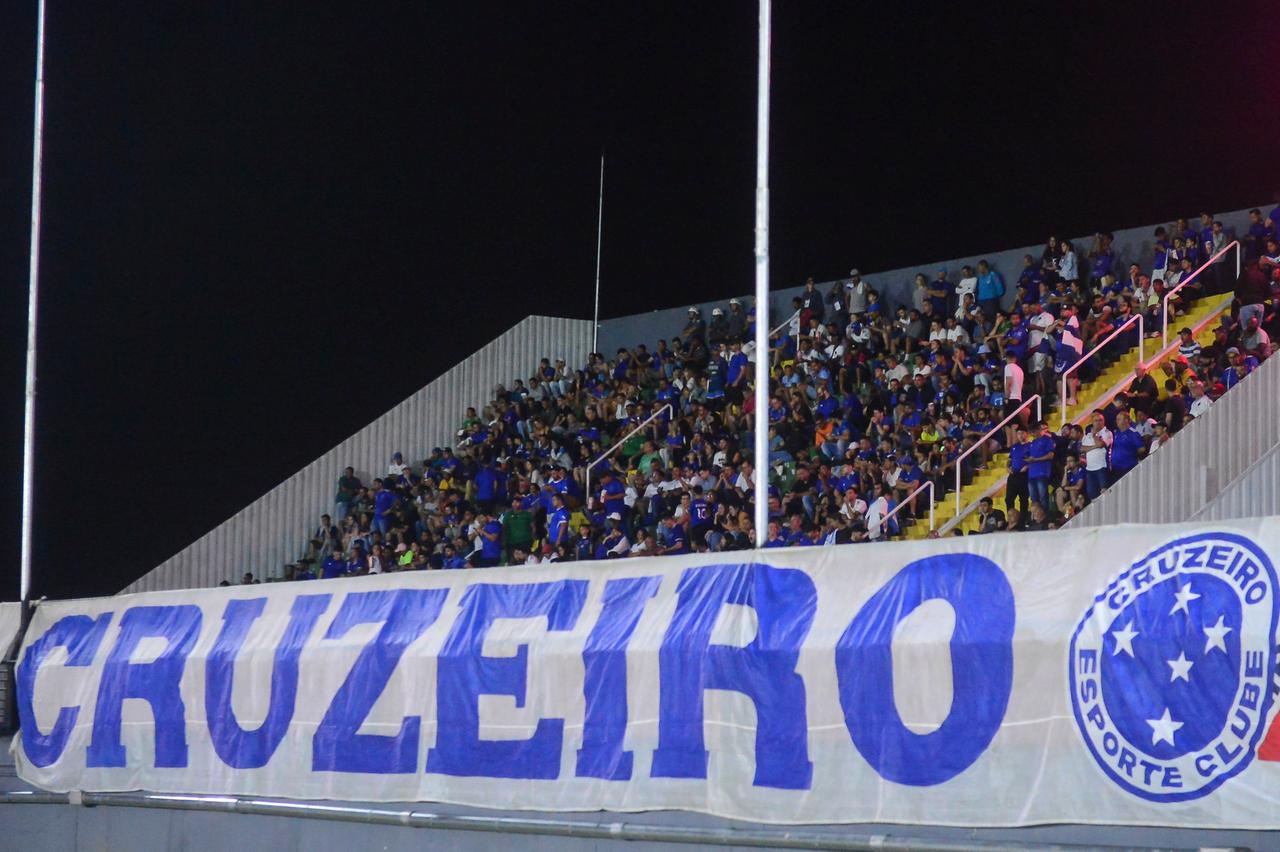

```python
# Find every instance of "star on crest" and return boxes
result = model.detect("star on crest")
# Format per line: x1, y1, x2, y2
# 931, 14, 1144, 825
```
1170, 583, 1201, 616
1147, 707, 1184, 747
1203, 614, 1232, 654
1167, 651, 1193, 683
1110, 621, 1139, 657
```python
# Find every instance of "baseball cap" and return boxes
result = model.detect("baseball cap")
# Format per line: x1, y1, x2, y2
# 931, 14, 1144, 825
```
849, 268, 860, 276
1226, 347, 1241, 356
607, 512, 622, 521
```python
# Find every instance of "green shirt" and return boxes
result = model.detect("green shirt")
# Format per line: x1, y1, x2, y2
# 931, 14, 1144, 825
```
502, 509, 533, 545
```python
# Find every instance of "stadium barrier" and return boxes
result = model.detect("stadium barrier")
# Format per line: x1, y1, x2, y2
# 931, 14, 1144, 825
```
12, 518, 1280, 828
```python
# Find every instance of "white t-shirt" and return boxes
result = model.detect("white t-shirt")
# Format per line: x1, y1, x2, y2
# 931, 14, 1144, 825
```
1029, 311, 1055, 348
1003, 362, 1025, 401
1189, 395, 1212, 417
865, 496, 889, 540
1081, 427, 1112, 471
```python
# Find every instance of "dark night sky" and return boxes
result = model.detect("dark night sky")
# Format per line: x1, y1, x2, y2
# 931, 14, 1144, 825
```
3, 2, 1278, 600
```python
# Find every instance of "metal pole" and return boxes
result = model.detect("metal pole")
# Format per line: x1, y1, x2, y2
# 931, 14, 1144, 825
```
591, 153, 604, 355
21, 0, 48, 603
751, 0, 771, 548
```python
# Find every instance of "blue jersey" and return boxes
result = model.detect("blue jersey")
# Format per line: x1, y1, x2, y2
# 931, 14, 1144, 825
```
690, 499, 711, 525
1027, 435, 1055, 480
1008, 442, 1029, 474
481, 521, 503, 559
1110, 428, 1143, 471
548, 507, 571, 545
374, 490, 398, 518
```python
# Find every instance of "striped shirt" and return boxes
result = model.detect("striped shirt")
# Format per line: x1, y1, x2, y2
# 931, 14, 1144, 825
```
1179, 339, 1201, 360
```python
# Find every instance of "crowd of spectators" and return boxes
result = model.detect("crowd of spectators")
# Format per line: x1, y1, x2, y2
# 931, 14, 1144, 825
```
268, 211, 1279, 581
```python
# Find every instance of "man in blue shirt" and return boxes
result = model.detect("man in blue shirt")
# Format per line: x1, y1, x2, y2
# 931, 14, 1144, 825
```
658, 516, 688, 555
976, 259, 1005, 320
475, 515, 503, 567
547, 493, 571, 551
1109, 411, 1145, 479
597, 469, 626, 519
725, 340, 750, 406
441, 543, 469, 570
1026, 421, 1057, 512
1005, 426, 1030, 521
321, 551, 346, 579
372, 479, 398, 536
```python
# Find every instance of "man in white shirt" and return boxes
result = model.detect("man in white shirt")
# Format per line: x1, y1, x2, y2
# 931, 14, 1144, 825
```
846, 268, 870, 315
388, 451, 409, 477
865, 484, 891, 541
955, 264, 978, 305
1188, 381, 1213, 417
884, 355, 909, 383
1079, 411, 1112, 501
1002, 351, 1026, 445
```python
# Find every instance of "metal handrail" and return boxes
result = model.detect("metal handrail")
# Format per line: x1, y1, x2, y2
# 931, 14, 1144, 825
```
770, 308, 800, 337
1161, 239, 1240, 351
583, 403, 674, 508
954, 394, 1042, 514
880, 480, 935, 538
1059, 314, 1142, 427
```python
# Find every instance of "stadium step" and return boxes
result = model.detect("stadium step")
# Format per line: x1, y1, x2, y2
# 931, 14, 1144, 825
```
1058, 294, 1223, 425
897, 292, 1228, 540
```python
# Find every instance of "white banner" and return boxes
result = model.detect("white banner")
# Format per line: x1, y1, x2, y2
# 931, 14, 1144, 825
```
12, 519, 1280, 828
0, 602, 22, 659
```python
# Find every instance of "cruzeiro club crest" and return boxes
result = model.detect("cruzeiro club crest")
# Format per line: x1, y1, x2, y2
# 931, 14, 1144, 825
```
1069, 532, 1279, 802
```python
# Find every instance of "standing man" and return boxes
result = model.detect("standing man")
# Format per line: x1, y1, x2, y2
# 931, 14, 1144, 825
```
334, 466, 362, 523
1108, 411, 1145, 481
371, 479, 398, 537
976, 260, 1005, 320
1026, 421, 1056, 511
1002, 351, 1026, 447
1079, 411, 1113, 501
1005, 426, 1030, 522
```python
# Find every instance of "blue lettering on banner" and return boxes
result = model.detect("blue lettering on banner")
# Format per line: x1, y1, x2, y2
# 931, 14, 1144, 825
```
87, 605, 203, 768
836, 554, 1015, 786
1069, 532, 1279, 803
576, 576, 662, 781
207, 594, 332, 769
426, 580, 587, 779
312, 589, 449, 773
651, 563, 816, 790
17, 614, 113, 768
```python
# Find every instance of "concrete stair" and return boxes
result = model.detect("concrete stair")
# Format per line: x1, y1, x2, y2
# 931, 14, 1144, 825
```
895, 293, 1229, 540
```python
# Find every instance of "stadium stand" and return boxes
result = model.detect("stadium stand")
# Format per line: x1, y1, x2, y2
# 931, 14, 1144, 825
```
261, 206, 1277, 582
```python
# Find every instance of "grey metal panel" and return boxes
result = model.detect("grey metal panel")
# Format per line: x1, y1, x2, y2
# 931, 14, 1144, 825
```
598, 205, 1262, 355
123, 316, 592, 593
1066, 352, 1280, 529
1193, 442, 1280, 522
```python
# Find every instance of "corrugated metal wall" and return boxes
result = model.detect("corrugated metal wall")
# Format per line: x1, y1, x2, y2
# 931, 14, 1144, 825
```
123, 316, 592, 594
1192, 442, 1280, 522
1066, 353, 1280, 529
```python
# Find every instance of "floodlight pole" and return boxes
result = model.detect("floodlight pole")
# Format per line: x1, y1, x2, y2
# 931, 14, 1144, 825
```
592, 153, 604, 354
752, 0, 771, 548
21, 0, 48, 603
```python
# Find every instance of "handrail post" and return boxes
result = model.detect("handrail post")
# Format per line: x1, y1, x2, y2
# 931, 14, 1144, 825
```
953, 394, 1041, 519
879, 480, 934, 539
1162, 240, 1238, 352
1058, 313, 1143, 428
584, 403, 673, 509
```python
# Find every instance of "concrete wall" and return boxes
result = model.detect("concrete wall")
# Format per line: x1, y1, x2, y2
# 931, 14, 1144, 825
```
1066, 351, 1280, 529
597, 205, 1261, 354
123, 316, 593, 593
1192, 441, 1280, 522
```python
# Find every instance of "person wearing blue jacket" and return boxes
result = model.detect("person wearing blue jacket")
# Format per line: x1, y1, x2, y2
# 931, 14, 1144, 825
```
976, 259, 1005, 320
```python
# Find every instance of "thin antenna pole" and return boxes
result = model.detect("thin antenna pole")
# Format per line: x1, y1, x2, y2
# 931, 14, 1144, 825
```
752, 0, 771, 548
21, 0, 48, 603
592, 154, 604, 354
